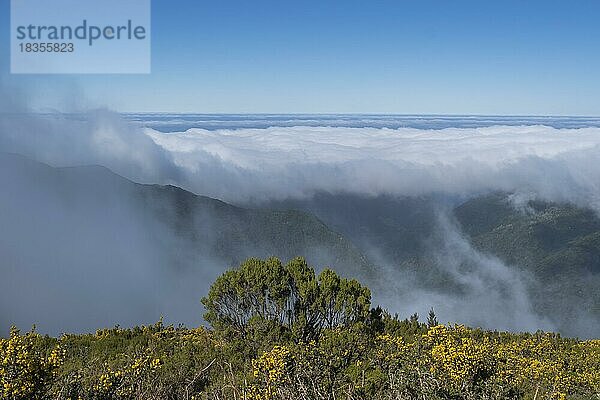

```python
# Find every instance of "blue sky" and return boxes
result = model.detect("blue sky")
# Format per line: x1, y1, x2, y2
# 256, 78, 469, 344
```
2, 0, 600, 114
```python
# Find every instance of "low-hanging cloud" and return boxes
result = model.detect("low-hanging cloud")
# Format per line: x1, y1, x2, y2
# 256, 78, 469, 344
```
5, 110, 600, 208
371, 212, 555, 333
143, 124, 600, 207
2, 105, 600, 336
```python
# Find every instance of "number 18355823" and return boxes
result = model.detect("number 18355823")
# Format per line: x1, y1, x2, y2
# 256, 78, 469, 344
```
19, 42, 74, 52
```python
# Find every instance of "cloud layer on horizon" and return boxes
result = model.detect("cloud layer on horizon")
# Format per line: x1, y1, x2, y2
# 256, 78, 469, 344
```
145, 123, 600, 208
4, 111, 600, 208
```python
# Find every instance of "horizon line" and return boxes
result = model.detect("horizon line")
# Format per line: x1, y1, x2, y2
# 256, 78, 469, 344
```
8, 111, 600, 119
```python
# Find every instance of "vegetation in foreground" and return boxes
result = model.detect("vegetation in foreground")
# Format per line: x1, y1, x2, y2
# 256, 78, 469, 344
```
1, 257, 599, 400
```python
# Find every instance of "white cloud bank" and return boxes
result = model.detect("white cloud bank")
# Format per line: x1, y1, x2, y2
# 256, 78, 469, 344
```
143, 124, 600, 207
4, 111, 600, 207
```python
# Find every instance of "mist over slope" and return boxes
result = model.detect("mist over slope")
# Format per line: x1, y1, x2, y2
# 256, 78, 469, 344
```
264, 193, 600, 336
0, 153, 369, 334
1, 111, 600, 336
455, 193, 600, 335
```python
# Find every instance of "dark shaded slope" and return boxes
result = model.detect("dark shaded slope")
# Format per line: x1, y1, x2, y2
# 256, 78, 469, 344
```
263, 192, 441, 265
455, 193, 600, 277
135, 184, 371, 277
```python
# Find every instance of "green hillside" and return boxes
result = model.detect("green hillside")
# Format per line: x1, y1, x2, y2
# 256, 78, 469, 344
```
135, 183, 372, 279
454, 193, 600, 334
266, 192, 600, 336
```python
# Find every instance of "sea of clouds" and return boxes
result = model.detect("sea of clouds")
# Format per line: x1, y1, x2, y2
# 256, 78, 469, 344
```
5, 110, 600, 207
140, 123, 600, 208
